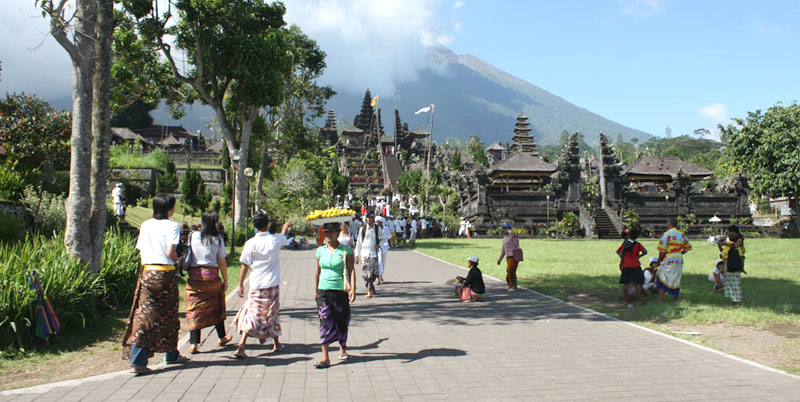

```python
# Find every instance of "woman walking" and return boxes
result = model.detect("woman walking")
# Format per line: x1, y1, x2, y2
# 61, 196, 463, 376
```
231, 211, 292, 358
123, 193, 189, 375
338, 221, 352, 247
355, 213, 381, 298
314, 222, 357, 368
497, 223, 521, 291
186, 210, 233, 354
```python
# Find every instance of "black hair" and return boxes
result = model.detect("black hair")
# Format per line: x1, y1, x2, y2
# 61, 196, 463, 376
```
667, 216, 679, 227
152, 193, 176, 220
200, 210, 220, 244
252, 211, 269, 231
629, 228, 639, 239
728, 231, 741, 242
728, 225, 741, 234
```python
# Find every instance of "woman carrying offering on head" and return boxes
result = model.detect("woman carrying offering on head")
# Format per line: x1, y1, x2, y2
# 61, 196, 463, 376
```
123, 193, 189, 375
185, 210, 233, 354
313, 222, 357, 369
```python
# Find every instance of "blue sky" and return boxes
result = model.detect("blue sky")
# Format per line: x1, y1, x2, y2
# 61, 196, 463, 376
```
2, 0, 798, 139
442, 0, 800, 138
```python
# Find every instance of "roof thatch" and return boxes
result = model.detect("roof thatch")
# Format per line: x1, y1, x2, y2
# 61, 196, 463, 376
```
622, 156, 713, 178
380, 136, 395, 144
490, 151, 556, 174
485, 142, 506, 152
206, 139, 224, 152
410, 128, 430, 137
111, 127, 154, 146
158, 135, 182, 146
135, 125, 196, 140
341, 126, 363, 134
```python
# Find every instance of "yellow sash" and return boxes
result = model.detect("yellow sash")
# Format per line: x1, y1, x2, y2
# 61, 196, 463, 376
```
143, 264, 175, 271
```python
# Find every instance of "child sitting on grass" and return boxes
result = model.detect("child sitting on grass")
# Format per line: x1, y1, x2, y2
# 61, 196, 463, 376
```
453, 256, 486, 302
708, 259, 725, 293
642, 257, 658, 295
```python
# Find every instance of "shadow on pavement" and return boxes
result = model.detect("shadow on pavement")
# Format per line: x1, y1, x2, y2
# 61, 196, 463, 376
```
353, 347, 466, 364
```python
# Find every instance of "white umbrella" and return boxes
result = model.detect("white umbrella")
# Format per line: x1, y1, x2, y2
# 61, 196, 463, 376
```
709, 214, 722, 223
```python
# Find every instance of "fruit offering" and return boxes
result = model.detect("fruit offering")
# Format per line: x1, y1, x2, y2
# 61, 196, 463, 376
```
306, 207, 356, 221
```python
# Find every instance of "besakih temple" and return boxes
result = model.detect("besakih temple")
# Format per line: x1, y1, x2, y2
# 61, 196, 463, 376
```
597, 133, 751, 236
458, 113, 579, 232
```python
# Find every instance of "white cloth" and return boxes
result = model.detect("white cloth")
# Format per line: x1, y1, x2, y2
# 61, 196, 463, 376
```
378, 248, 387, 276
459, 219, 466, 236
411, 219, 418, 234
355, 224, 380, 258
421, 219, 428, 230
112, 187, 123, 204
189, 232, 226, 267
643, 270, 657, 290
394, 220, 402, 233
380, 225, 392, 251
136, 218, 180, 265
240, 231, 287, 290
337, 234, 352, 247
349, 220, 360, 239
708, 268, 724, 283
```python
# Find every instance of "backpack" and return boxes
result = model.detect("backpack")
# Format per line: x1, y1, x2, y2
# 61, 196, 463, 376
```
177, 231, 194, 276
726, 246, 745, 273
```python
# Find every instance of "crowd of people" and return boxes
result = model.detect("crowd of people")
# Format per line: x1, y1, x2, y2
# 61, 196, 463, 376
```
122, 195, 745, 376
616, 217, 746, 308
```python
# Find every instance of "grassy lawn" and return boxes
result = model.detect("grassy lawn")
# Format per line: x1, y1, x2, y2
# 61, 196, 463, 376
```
0, 211, 244, 391
416, 237, 800, 373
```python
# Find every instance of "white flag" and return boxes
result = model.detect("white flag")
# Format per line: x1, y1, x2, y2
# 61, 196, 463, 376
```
415, 105, 432, 114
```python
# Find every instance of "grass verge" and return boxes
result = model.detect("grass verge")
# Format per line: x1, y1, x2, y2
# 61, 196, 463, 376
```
415, 237, 800, 373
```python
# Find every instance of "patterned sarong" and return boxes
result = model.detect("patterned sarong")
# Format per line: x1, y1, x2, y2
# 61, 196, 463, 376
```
724, 270, 742, 302
362, 256, 379, 292
317, 290, 350, 347
656, 258, 683, 298
231, 286, 281, 339
185, 267, 226, 332
122, 269, 180, 358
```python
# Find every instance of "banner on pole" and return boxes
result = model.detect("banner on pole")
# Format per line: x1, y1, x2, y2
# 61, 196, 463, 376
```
415, 104, 432, 114
370, 95, 379, 107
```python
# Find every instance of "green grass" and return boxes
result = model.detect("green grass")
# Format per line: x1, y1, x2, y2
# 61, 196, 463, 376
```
415, 238, 800, 328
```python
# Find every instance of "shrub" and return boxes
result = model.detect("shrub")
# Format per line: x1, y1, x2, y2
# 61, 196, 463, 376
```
155, 160, 179, 193
0, 169, 27, 201
623, 209, 640, 231
511, 228, 527, 235
20, 187, 66, 236
0, 211, 26, 242
0, 229, 139, 349
559, 212, 580, 237
486, 227, 503, 236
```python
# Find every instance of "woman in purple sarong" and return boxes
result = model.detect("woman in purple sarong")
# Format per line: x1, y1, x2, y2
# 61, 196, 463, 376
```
313, 222, 357, 369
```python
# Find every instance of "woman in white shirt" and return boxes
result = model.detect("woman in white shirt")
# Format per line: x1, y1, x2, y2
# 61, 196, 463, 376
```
354, 213, 381, 298
338, 221, 352, 247
123, 193, 188, 375
186, 210, 233, 354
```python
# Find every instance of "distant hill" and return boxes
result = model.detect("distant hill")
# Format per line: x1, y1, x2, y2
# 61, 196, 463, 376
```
47, 46, 651, 146
324, 46, 652, 146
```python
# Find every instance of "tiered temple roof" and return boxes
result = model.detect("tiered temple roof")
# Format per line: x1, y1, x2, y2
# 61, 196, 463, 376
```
490, 151, 556, 174
508, 113, 539, 156
622, 157, 713, 181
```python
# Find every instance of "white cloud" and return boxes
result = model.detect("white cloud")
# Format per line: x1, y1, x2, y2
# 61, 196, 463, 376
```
285, 0, 460, 97
619, 0, 667, 18
699, 103, 730, 139
453, 1, 464, 9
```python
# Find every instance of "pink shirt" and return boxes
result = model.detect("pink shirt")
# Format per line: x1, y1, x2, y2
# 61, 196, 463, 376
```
499, 235, 520, 260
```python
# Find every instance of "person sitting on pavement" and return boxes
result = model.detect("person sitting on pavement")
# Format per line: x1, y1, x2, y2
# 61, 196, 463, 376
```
454, 256, 486, 302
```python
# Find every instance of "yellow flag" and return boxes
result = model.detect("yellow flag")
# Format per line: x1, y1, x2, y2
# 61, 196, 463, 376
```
370, 95, 379, 107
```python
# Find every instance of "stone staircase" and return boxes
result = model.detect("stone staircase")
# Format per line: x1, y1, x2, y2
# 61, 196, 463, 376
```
593, 208, 620, 239
383, 154, 403, 189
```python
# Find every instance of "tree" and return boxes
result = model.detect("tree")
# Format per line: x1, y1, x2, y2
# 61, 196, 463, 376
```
37, 0, 115, 272
664, 125, 672, 138
449, 151, 463, 172
0, 93, 71, 171
156, 159, 179, 193
466, 136, 489, 167
181, 168, 211, 222
693, 128, 710, 139
129, 0, 292, 226
719, 102, 800, 210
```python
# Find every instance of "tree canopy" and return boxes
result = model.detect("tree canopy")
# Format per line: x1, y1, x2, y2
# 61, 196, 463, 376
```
720, 102, 800, 198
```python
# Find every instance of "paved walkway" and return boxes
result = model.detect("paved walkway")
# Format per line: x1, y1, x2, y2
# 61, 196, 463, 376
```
2, 248, 799, 401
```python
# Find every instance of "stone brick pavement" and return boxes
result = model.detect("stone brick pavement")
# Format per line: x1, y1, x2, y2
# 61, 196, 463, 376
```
2, 248, 799, 401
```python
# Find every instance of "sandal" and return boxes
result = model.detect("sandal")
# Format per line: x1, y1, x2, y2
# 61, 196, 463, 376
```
233, 351, 248, 359
165, 354, 190, 365
271, 344, 285, 353
313, 360, 330, 369
338, 353, 349, 361
218, 334, 233, 347
188, 345, 200, 354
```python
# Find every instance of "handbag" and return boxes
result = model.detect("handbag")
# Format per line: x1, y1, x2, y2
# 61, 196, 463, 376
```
342, 246, 351, 292
513, 248, 524, 262
177, 231, 194, 276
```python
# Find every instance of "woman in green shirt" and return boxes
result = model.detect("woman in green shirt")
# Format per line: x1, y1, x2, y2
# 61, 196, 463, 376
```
314, 222, 357, 369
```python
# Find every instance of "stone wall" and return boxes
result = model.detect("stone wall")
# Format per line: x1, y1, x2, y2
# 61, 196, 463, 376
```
0, 201, 25, 218
168, 151, 221, 167
175, 168, 227, 194
109, 168, 159, 196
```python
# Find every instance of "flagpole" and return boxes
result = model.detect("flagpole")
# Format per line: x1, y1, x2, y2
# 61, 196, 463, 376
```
426, 104, 435, 171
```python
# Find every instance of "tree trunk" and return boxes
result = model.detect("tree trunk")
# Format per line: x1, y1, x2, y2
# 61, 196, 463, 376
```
63, 0, 97, 268
87, 0, 114, 273
256, 141, 268, 196
234, 106, 257, 226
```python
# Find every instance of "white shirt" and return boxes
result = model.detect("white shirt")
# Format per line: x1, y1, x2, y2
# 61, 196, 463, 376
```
136, 218, 180, 265
190, 232, 226, 267
411, 219, 418, 233
421, 219, 428, 230
240, 231, 287, 290
112, 187, 123, 204
380, 225, 392, 250
395, 220, 402, 232
355, 224, 380, 258
399, 219, 406, 230
337, 234, 352, 247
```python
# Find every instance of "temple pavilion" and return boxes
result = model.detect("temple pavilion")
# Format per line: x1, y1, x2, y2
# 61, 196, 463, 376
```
622, 157, 713, 192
